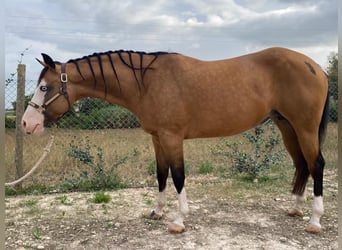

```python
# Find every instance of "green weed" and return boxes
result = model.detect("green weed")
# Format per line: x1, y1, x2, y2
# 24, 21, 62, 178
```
19, 199, 40, 215
32, 227, 41, 240
147, 160, 156, 176
55, 195, 72, 205
198, 161, 214, 174
92, 191, 112, 203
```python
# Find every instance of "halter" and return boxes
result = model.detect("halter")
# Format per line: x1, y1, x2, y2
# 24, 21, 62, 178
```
28, 63, 71, 114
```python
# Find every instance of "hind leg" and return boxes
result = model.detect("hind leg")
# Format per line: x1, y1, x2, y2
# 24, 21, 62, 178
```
273, 110, 325, 233
294, 127, 325, 233
271, 114, 309, 217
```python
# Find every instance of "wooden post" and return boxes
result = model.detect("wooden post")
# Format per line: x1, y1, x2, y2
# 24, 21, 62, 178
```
15, 64, 26, 184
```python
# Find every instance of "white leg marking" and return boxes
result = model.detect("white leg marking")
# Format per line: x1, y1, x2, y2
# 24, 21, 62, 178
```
294, 192, 306, 212
170, 188, 189, 230
309, 196, 324, 228
178, 188, 189, 216
288, 191, 306, 216
154, 190, 166, 216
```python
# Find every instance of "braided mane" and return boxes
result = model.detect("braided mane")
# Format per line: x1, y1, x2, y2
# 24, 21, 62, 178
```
66, 50, 175, 95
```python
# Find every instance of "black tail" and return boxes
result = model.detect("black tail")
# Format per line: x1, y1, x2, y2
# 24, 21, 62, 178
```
311, 89, 329, 197
318, 90, 329, 147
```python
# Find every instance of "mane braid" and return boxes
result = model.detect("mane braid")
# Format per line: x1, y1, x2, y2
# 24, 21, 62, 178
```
139, 53, 144, 87
65, 50, 176, 94
67, 50, 175, 64
95, 53, 108, 96
69, 60, 85, 80
85, 56, 97, 88
117, 51, 139, 70
106, 52, 122, 93
142, 55, 159, 80
128, 52, 142, 92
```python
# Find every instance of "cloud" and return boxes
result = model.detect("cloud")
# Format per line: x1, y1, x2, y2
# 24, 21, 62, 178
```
5, 0, 337, 71
4, 0, 337, 109
235, 1, 337, 48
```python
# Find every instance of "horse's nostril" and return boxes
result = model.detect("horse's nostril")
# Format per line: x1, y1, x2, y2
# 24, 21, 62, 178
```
22, 120, 26, 128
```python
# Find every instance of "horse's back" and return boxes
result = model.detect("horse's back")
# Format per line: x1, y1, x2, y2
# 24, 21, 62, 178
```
141, 48, 328, 139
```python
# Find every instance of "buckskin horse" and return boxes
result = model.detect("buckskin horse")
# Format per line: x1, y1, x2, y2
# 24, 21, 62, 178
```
22, 47, 329, 234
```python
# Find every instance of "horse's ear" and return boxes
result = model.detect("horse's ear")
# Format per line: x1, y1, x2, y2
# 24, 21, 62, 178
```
36, 58, 46, 67
40, 53, 56, 70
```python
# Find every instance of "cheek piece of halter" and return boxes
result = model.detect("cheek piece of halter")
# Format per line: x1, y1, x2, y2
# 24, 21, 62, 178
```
28, 63, 71, 115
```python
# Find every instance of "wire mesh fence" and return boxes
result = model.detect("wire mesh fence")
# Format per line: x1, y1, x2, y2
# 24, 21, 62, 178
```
5, 73, 145, 187
4, 64, 338, 188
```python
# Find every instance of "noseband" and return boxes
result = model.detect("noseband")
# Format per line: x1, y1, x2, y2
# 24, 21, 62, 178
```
28, 63, 71, 114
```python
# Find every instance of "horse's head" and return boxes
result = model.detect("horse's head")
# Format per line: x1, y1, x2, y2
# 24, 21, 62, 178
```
22, 54, 75, 135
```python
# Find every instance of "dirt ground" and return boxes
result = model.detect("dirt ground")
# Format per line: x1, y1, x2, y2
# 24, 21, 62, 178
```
5, 176, 337, 250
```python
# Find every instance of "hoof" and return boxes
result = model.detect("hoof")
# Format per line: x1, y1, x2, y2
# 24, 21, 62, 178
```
145, 210, 162, 220
287, 208, 303, 217
168, 222, 185, 234
305, 223, 321, 234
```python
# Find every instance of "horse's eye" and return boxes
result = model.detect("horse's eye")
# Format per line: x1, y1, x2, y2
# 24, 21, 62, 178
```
40, 86, 49, 92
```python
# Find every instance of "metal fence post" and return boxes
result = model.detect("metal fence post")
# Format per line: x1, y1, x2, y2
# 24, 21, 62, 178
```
15, 64, 25, 184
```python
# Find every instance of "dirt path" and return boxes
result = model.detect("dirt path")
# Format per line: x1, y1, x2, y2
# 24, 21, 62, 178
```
5, 177, 337, 250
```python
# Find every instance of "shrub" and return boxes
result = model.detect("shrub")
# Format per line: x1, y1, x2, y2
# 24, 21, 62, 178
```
5, 116, 16, 128
212, 120, 285, 182
198, 161, 214, 174
329, 96, 338, 122
62, 136, 137, 191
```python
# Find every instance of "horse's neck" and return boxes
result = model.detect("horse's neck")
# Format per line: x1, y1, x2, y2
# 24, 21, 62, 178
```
70, 53, 150, 112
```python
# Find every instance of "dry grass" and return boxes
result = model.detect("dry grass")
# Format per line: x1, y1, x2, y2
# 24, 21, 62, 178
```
5, 123, 337, 189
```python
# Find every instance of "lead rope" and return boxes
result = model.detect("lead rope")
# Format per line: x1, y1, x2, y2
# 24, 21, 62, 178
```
5, 135, 55, 187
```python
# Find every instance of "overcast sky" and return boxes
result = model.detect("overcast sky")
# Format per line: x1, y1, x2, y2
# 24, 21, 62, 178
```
4, 0, 338, 108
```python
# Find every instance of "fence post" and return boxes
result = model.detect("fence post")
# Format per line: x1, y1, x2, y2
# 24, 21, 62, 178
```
15, 64, 25, 184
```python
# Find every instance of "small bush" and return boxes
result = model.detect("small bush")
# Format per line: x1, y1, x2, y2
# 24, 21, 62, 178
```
62, 136, 137, 191
212, 120, 285, 182
5, 116, 16, 128
198, 161, 214, 174
329, 96, 338, 122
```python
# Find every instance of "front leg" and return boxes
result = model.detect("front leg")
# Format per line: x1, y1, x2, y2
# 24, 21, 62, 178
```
150, 133, 189, 233
168, 185, 189, 233
288, 190, 306, 217
149, 136, 169, 220
149, 170, 168, 220
163, 134, 189, 233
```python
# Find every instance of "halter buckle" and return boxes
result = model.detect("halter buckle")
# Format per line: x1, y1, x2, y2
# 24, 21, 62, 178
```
61, 73, 68, 83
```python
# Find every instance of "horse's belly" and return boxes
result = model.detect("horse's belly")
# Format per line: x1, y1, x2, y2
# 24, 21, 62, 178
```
185, 108, 269, 139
